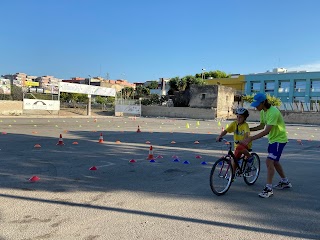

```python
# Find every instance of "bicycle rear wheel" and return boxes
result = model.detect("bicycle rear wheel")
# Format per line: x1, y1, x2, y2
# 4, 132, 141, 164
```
243, 153, 260, 185
210, 157, 233, 196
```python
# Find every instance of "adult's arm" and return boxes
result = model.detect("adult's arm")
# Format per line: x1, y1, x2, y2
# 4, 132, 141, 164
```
250, 125, 272, 141
241, 125, 272, 145
249, 123, 265, 132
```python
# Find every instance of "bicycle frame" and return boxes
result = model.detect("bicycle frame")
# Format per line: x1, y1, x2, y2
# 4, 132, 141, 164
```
210, 138, 261, 196
219, 138, 247, 174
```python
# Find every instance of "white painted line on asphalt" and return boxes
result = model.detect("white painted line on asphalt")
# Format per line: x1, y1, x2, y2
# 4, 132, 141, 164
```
96, 162, 116, 168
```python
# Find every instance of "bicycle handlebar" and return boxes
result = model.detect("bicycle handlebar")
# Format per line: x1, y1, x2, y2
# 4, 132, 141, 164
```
217, 138, 239, 144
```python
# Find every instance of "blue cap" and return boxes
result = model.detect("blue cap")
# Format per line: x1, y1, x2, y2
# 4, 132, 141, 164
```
251, 93, 267, 108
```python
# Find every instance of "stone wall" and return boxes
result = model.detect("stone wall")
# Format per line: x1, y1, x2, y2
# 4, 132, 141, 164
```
189, 85, 218, 108
189, 85, 235, 118
217, 86, 235, 118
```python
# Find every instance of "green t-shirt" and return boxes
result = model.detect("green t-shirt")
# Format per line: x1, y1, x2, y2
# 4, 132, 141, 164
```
260, 106, 288, 144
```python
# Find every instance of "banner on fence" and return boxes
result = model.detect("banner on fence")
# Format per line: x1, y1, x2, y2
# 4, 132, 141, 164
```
23, 99, 60, 110
115, 105, 141, 115
59, 82, 116, 97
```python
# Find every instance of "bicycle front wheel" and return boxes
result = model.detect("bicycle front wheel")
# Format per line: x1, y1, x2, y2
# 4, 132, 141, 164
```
243, 153, 260, 185
210, 157, 233, 196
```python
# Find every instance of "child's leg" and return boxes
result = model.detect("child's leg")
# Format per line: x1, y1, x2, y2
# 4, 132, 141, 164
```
242, 149, 252, 160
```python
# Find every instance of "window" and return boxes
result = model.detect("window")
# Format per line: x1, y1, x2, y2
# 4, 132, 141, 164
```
278, 80, 290, 93
294, 80, 306, 92
310, 97, 320, 111
265, 81, 275, 93
311, 79, 320, 92
293, 96, 305, 103
251, 82, 260, 93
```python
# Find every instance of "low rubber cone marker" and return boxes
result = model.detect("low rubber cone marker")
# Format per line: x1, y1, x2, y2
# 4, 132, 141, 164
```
194, 141, 200, 144
201, 161, 207, 165
29, 176, 40, 182
195, 155, 202, 159
183, 160, 190, 164
156, 155, 163, 159
89, 166, 97, 170
129, 159, 136, 163
34, 144, 41, 148
72, 142, 79, 145
173, 158, 180, 162
149, 159, 156, 163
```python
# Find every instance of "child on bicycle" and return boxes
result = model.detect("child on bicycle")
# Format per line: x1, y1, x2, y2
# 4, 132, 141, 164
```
216, 108, 254, 174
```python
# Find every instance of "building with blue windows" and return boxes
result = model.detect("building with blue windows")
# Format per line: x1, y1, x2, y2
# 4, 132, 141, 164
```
245, 68, 320, 111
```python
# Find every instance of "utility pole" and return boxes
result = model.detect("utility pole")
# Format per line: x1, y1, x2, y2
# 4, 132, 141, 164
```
87, 75, 91, 116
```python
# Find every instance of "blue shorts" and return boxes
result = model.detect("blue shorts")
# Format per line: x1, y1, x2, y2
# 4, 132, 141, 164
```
267, 142, 286, 161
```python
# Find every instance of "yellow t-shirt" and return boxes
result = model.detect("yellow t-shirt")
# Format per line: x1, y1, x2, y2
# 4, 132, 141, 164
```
226, 121, 252, 149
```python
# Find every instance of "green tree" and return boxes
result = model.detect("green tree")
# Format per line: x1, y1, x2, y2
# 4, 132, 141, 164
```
183, 75, 205, 89
121, 87, 134, 99
135, 85, 150, 98
195, 70, 230, 79
146, 81, 159, 89
60, 92, 71, 102
242, 94, 282, 107
11, 85, 23, 100
95, 95, 107, 104
168, 77, 187, 92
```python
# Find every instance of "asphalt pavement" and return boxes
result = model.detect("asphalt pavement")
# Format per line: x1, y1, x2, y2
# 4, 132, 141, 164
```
0, 116, 319, 240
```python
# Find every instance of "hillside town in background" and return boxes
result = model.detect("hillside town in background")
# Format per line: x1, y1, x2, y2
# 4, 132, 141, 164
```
1, 67, 320, 112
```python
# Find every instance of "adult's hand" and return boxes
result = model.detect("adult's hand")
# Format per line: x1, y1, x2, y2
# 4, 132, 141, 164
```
240, 137, 252, 146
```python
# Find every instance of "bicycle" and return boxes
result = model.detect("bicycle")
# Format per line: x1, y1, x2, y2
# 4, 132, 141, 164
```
209, 138, 261, 196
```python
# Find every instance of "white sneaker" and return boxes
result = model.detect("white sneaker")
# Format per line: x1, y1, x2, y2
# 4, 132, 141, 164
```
259, 187, 273, 198
274, 181, 292, 190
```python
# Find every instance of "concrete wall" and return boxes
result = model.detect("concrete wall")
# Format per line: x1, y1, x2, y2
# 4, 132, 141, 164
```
1, 100, 319, 124
142, 105, 218, 120
0, 101, 23, 115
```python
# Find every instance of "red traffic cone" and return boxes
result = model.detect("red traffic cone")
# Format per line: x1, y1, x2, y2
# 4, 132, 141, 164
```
29, 175, 40, 182
98, 133, 104, 143
147, 145, 154, 160
137, 125, 141, 133
56, 134, 64, 145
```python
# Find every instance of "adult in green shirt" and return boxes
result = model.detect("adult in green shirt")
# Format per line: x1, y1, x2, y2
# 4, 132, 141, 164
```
241, 93, 292, 198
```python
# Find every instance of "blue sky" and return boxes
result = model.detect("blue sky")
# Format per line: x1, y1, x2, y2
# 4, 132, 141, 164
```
1, 0, 320, 82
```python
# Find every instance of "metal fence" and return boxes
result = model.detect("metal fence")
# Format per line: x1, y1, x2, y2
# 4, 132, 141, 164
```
242, 102, 320, 112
